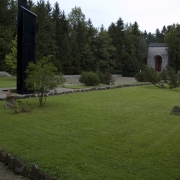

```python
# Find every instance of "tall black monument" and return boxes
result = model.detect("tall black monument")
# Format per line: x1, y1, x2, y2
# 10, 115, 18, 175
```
17, 0, 38, 94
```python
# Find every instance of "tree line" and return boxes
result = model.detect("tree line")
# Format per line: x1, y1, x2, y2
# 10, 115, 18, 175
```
1, 0, 180, 75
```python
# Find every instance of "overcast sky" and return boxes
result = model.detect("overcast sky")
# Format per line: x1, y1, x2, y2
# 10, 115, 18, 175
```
35, 0, 180, 33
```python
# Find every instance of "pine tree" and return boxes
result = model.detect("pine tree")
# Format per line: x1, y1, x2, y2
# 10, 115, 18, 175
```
68, 6, 89, 73
34, 0, 56, 62
94, 29, 116, 73
164, 24, 180, 73
108, 18, 125, 73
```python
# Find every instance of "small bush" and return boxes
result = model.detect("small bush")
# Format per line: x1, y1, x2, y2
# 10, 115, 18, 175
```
135, 71, 146, 82
96, 71, 115, 85
11, 100, 33, 113
79, 72, 100, 86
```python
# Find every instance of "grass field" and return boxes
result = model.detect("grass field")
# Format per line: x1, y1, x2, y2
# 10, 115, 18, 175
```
0, 85, 180, 179
0, 76, 16, 88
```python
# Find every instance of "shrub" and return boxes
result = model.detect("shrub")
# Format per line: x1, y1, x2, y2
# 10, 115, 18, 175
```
79, 72, 100, 86
96, 71, 115, 85
122, 58, 140, 77
160, 66, 180, 88
135, 71, 146, 82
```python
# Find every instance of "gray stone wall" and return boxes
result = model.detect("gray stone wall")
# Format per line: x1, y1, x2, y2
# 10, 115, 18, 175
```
147, 46, 169, 70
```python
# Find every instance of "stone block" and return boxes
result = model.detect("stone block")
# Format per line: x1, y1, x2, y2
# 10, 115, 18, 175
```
30, 164, 41, 180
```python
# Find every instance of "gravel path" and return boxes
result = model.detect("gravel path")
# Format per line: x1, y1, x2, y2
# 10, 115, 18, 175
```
0, 76, 137, 179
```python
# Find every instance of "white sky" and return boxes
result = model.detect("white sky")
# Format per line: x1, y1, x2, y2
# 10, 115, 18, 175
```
35, 0, 180, 33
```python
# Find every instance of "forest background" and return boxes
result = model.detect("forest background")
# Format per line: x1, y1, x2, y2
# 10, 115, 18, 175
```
1, 0, 179, 75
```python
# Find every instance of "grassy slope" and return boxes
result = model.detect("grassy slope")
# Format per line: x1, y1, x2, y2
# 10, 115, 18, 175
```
0, 85, 180, 179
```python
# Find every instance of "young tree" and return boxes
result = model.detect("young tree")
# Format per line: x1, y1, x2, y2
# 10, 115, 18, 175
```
25, 55, 65, 106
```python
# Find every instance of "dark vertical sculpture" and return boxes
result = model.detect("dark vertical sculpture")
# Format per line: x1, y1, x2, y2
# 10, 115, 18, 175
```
17, 0, 38, 94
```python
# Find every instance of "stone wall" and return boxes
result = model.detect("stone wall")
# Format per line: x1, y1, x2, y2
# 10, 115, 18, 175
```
147, 46, 169, 70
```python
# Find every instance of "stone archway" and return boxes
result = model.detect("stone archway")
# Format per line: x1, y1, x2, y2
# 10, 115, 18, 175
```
154, 55, 162, 71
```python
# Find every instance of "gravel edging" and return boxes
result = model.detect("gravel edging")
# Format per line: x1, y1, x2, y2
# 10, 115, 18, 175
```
0, 82, 151, 101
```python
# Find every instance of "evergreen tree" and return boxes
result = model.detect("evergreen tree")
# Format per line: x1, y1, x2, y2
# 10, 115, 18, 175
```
68, 6, 89, 73
155, 28, 164, 43
34, 0, 56, 62
0, 0, 17, 70
164, 24, 180, 73
52, 3, 72, 73
94, 29, 116, 73
108, 18, 125, 73
126, 22, 147, 66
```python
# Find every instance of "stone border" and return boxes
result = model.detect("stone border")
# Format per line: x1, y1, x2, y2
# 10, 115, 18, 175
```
0, 82, 151, 101
0, 147, 56, 180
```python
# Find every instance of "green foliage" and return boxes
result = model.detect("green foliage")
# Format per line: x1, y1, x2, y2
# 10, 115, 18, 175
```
5, 35, 17, 74
160, 66, 180, 88
25, 55, 65, 106
143, 66, 161, 86
95, 30, 116, 73
164, 24, 180, 72
33, 1, 56, 61
135, 71, 146, 82
122, 57, 140, 77
11, 100, 33, 113
139, 66, 180, 89
96, 71, 115, 85
79, 71, 100, 86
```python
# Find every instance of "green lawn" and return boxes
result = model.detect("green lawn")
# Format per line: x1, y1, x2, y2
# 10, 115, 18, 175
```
0, 76, 16, 88
0, 85, 180, 180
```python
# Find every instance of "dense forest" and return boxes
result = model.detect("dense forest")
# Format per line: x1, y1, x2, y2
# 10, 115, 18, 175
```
1, 0, 180, 75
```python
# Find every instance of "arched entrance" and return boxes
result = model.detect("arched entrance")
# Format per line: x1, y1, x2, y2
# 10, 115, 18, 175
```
154, 55, 162, 71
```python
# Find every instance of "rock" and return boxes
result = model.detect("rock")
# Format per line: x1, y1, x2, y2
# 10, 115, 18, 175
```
38, 172, 51, 180
21, 165, 31, 178
0, 148, 6, 162
171, 106, 180, 115
7, 155, 15, 170
4, 154, 13, 166
13, 157, 25, 174
30, 164, 40, 180
4, 90, 17, 108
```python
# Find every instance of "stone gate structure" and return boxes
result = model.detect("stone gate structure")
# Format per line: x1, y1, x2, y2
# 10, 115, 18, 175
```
147, 43, 169, 71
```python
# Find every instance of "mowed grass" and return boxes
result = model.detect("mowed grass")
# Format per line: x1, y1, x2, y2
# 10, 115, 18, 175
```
0, 85, 180, 179
0, 76, 16, 88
